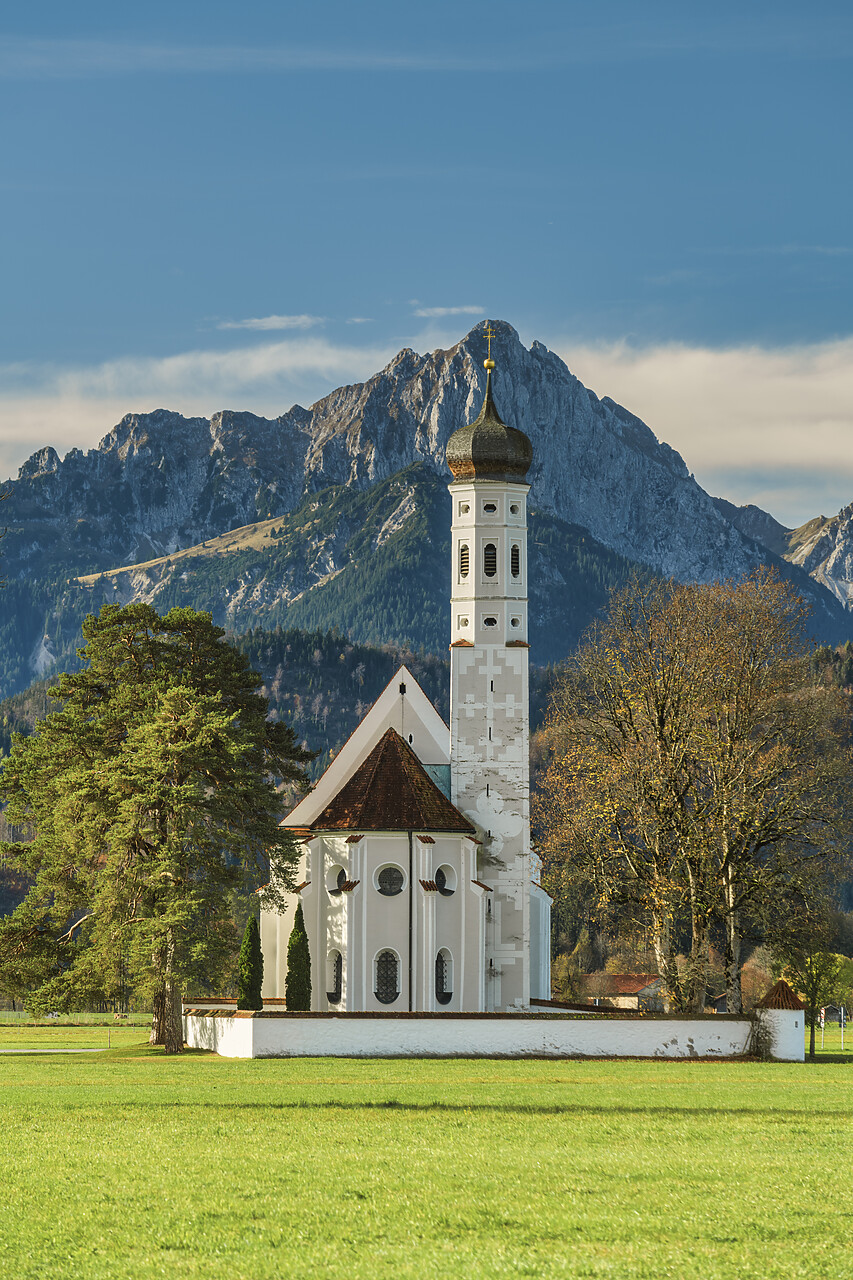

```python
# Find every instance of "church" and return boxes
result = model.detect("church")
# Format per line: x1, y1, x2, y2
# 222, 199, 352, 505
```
260, 340, 552, 1012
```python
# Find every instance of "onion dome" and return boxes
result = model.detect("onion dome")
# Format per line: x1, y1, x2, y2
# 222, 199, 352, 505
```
446, 343, 532, 483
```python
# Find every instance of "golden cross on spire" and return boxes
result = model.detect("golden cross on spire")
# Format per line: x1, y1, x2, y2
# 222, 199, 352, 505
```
484, 324, 496, 371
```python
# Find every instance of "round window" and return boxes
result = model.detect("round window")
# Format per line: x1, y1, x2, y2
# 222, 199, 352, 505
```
377, 865, 405, 896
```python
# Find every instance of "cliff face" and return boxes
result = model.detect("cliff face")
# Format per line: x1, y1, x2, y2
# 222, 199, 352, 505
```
4, 321, 760, 584
784, 506, 853, 609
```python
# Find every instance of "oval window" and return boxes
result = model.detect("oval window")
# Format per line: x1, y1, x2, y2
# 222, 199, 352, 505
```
483, 544, 497, 578
435, 865, 456, 896
483, 502, 497, 514
459, 543, 469, 579
435, 949, 453, 1005
377, 865, 405, 896
459, 502, 470, 515
510, 503, 519, 515
511, 545, 520, 578
510, 617, 521, 629
483, 617, 498, 629
375, 950, 400, 1004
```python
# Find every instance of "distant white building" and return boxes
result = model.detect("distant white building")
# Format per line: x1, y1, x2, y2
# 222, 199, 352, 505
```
261, 343, 551, 1011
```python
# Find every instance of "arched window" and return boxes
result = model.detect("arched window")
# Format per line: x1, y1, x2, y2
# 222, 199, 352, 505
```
459, 543, 469, 579
375, 950, 400, 1004
327, 866, 347, 895
435, 949, 453, 1005
483, 543, 497, 577
511, 544, 520, 578
327, 950, 342, 1004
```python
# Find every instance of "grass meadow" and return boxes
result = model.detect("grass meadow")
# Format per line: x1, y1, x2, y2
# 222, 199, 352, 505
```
1, 1029, 852, 1279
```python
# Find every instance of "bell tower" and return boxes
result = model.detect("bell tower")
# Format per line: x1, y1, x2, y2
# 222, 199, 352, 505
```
446, 326, 535, 1010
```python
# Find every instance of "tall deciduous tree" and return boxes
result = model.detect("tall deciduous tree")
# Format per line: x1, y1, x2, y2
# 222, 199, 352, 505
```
535, 571, 851, 1014
0, 604, 312, 1051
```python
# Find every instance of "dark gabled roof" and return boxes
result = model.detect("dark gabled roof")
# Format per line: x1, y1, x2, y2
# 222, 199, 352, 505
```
310, 728, 476, 835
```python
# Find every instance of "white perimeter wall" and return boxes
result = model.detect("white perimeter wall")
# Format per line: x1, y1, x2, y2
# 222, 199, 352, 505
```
184, 1010, 804, 1061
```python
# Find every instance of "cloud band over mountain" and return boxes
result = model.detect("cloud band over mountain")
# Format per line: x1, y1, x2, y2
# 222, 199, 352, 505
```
2, 328, 852, 528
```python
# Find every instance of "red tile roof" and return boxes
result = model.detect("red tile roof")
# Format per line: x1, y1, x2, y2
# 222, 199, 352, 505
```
311, 728, 476, 835
756, 979, 804, 1011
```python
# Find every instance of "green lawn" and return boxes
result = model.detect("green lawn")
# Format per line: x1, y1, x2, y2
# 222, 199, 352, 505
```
1, 1038, 852, 1280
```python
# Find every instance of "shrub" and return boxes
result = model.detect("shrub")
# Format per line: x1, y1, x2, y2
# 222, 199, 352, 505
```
237, 916, 264, 1011
285, 902, 311, 1011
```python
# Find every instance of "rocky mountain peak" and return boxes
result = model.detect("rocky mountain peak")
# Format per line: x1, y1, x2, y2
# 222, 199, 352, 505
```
1, 319, 849, 636
18, 446, 60, 480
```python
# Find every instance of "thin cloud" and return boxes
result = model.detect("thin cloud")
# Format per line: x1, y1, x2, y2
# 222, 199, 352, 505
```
3, 329, 853, 531
558, 336, 853, 527
217, 314, 324, 332
696, 244, 853, 258
346, 317, 373, 325
0, 38, 538, 79
2, 22, 852, 80
0, 336, 396, 480
413, 305, 485, 319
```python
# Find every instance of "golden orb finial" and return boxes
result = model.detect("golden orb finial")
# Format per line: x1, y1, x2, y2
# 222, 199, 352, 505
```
484, 324, 496, 370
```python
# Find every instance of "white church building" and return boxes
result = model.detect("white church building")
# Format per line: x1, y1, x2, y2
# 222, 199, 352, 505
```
260, 347, 552, 1012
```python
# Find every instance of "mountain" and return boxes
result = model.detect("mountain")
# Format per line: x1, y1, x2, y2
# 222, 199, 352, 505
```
2, 320, 771, 582
66, 465, 652, 666
713, 497, 853, 612
1, 319, 849, 698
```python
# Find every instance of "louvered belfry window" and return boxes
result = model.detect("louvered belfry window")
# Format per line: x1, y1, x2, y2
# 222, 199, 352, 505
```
375, 950, 399, 1004
511, 544, 520, 578
459, 543, 469, 579
484, 543, 497, 577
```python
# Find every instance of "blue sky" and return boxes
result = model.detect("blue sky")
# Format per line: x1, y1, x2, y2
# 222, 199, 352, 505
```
1, 2, 851, 524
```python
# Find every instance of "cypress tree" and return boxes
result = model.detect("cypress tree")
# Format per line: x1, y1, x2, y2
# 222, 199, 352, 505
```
285, 901, 311, 1011
237, 916, 264, 1011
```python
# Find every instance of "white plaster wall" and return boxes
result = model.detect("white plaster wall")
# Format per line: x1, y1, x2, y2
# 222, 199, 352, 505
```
529, 883, 552, 1001
185, 1008, 803, 1062
758, 1008, 804, 1061
184, 1014, 255, 1056
186, 1014, 760, 1059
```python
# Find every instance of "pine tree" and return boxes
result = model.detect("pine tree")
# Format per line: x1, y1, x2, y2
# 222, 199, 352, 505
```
285, 901, 311, 1011
0, 603, 312, 1052
237, 916, 264, 1011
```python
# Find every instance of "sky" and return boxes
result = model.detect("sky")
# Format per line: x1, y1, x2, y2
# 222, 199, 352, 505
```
1, 2, 851, 526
